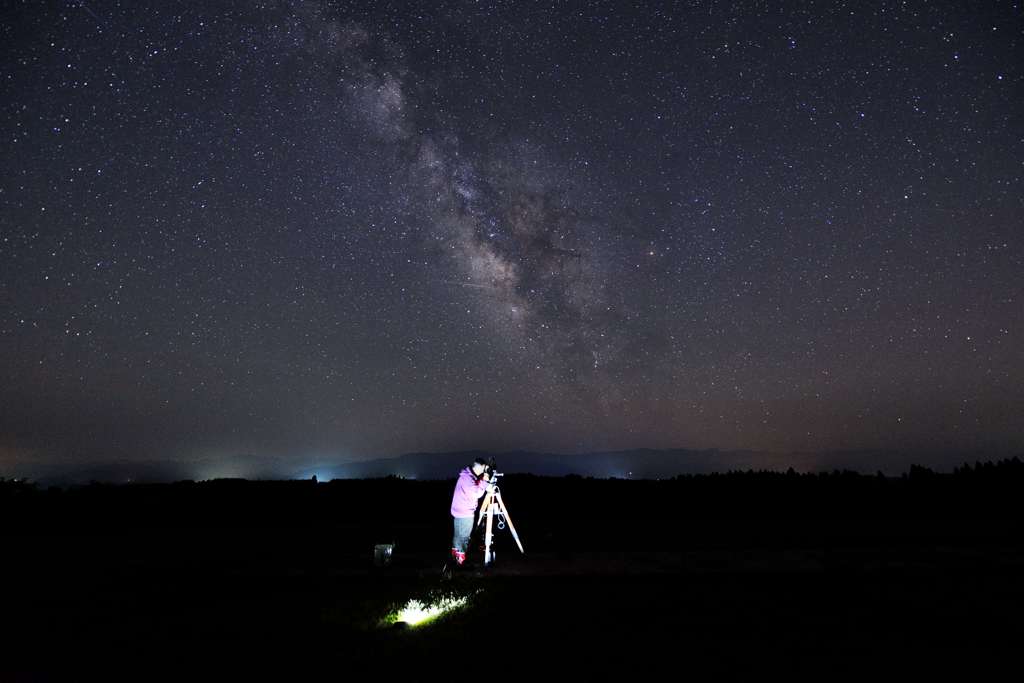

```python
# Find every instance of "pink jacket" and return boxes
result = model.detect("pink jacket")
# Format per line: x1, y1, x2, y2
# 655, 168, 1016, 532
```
450, 467, 489, 518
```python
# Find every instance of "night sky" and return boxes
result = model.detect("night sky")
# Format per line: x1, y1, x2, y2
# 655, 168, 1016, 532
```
2, 1, 1021, 477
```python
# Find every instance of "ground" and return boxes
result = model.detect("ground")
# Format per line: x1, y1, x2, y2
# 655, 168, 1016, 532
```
3, 534, 1020, 679
3, 474, 1022, 678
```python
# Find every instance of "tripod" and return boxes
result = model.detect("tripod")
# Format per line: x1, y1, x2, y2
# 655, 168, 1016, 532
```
475, 473, 524, 566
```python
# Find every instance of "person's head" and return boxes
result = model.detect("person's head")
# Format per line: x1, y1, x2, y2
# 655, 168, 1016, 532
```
471, 457, 489, 476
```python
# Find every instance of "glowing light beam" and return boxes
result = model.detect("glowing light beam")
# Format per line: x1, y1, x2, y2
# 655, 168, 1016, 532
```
387, 596, 470, 627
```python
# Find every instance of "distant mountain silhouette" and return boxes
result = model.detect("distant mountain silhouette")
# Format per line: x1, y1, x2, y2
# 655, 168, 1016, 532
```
331, 448, 772, 480
326, 447, 966, 480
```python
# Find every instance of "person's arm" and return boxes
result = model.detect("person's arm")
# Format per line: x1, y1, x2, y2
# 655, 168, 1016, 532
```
474, 472, 492, 498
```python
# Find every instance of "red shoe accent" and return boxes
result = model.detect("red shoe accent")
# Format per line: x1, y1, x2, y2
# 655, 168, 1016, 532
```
455, 551, 466, 565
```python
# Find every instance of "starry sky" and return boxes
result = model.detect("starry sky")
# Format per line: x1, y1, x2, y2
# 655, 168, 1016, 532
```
2, 0, 1021, 476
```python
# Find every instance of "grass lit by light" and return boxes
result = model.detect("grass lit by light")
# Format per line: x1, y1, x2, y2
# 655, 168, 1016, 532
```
388, 595, 470, 627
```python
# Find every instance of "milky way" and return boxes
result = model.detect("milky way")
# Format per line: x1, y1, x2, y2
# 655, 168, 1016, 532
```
301, 8, 626, 382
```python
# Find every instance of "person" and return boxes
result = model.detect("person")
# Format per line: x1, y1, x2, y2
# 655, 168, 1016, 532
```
449, 457, 494, 566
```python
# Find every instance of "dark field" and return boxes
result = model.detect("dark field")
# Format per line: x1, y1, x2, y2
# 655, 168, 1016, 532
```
3, 464, 1022, 679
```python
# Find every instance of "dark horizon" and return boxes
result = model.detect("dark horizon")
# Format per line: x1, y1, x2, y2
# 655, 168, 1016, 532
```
2, 2, 1020, 475
6, 445, 1022, 487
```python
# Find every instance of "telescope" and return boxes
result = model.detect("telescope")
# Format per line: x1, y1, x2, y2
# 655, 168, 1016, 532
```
475, 469, 524, 565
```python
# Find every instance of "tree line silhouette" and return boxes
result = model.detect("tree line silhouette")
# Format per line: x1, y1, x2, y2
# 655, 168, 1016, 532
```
2, 458, 1020, 552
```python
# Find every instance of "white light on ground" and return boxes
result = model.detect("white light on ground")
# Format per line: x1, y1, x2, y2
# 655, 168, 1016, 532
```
389, 596, 469, 627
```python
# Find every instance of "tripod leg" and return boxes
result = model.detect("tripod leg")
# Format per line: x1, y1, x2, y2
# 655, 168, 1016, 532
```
476, 490, 494, 527
484, 503, 495, 565
495, 492, 525, 554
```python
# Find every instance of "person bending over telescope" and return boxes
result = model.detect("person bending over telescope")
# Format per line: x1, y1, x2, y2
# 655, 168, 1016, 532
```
449, 457, 494, 566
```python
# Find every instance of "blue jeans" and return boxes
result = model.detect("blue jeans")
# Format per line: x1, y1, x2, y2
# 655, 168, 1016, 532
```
452, 516, 474, 552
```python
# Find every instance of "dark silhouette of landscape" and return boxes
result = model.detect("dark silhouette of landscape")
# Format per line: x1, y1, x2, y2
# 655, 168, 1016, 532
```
2, 459, 1021, 678
12, 445, 1015, 485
